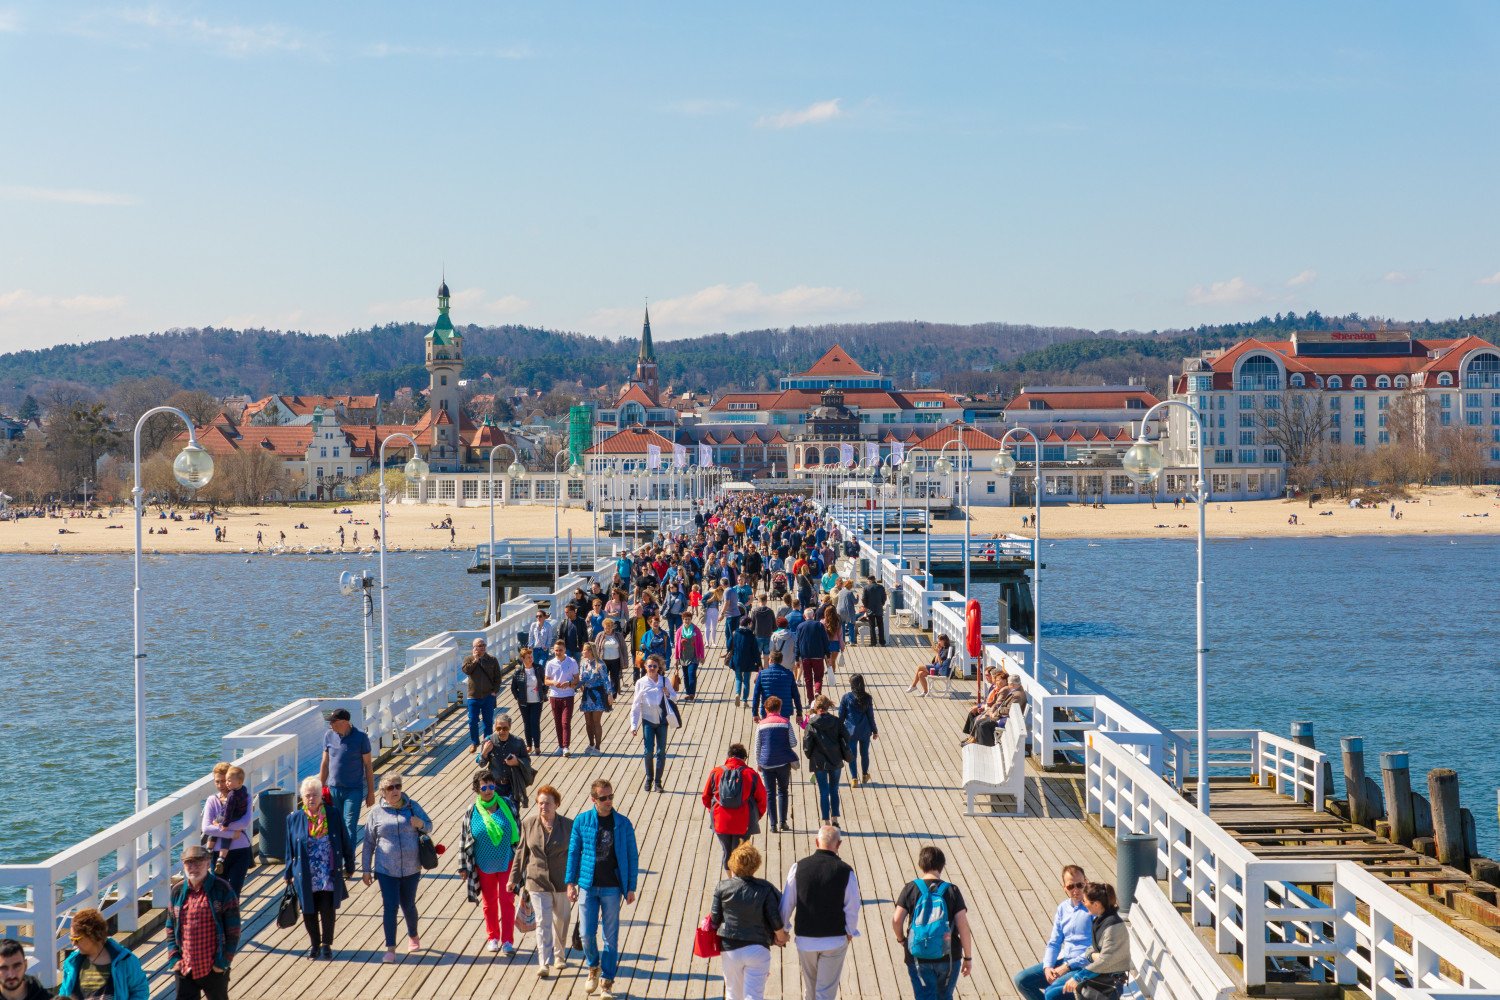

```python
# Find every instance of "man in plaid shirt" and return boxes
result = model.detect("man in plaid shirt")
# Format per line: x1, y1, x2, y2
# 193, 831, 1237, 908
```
166, 845, 241, 1000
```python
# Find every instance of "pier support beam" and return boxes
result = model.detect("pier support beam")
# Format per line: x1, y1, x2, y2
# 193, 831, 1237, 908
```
1428, 768, 1466, 867
1381, 751, 1415, 847
1342, 737, 1372, 827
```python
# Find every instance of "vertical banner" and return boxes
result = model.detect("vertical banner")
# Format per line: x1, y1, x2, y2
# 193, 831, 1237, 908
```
864, 441, 879, 465
673, 443, 688, 468
891, 441, 905, 464
647, 444, 662, 469
698, 443, 713, 467
839, 442, 854, 466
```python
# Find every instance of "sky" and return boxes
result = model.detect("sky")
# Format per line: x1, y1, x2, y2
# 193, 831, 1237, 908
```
3, 2, 1500, 353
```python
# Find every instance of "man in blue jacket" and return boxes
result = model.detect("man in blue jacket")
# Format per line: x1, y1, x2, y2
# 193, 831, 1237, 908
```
795, 612, 831, 701
566, 779, 639, 999
752, 650, 804, 724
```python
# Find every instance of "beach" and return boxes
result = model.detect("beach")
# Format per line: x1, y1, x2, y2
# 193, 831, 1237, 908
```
0, 502, 604, 555
3, 486, 1499, 553
936, 485, 1500, 540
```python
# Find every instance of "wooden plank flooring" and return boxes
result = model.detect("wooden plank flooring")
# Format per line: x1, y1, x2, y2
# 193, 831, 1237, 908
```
138, 622, 1117, 999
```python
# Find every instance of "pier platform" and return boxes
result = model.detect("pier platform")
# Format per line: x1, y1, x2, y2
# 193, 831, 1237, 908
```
135, 624, 1116, 999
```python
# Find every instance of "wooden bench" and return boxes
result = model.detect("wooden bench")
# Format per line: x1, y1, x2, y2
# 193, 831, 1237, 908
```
962, 705, 1026, 816
389, 693, 437, 753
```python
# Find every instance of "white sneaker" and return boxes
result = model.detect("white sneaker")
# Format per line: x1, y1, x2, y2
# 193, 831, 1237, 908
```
563, 747, 572, 758
906, 684, 917, 693
485, 939, 499, 953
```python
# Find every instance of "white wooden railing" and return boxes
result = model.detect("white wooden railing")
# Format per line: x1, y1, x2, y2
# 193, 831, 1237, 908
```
1168, 729, 1326, 807
1127, 876, 1235, 1000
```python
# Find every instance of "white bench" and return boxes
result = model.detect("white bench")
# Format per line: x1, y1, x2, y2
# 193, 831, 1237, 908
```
962, 705, 1026, 816
1125, 876, 1234, 1000
389, 693, 437, 753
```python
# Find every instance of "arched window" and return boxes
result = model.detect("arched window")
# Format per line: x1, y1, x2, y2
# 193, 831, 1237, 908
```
1394, 375, 1408, 389
1290, 373, 1306, 388
1465, 351, 1500, 389
1375, 376, 1390, 389
1315, 375, 1325, 388
1438, 372, 1454, 387
1351, 376, 1367, 389
620, 402, 646, 426
1327, 376, 1343, 389
1236, 355, 1282, 391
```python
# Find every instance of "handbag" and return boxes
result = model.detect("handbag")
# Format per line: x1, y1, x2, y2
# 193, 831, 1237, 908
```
417, 832, 440, 870
515, 890, 537, 933
692, 913, 722, 958
1077, 974, 1128, 1000
276, 883, 299, 929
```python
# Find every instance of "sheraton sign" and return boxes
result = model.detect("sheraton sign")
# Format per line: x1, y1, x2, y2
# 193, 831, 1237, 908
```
1293, 329, 1411, 345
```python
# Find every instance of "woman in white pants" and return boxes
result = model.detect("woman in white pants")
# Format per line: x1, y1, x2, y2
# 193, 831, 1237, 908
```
710, 842, 788, 1000
508, 785, 573, 979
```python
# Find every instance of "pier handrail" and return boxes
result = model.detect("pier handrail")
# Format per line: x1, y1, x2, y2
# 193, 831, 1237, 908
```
1127, 875, 1236, 1000
1169, 729, 1327, 807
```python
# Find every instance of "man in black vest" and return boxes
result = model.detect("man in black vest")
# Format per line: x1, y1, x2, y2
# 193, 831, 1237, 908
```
778, 825, 862, 1000
860, 575, 888, 647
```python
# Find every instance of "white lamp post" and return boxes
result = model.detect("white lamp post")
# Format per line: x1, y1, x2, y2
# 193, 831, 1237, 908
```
132, 406, 214, 810
379, 433, 427, 683
551, 451, 578, 584
487, 444, 525, 624
907, 446, 931, 574
1124, 400, 1210, 813
995, 427, 1043, 681
936, 431, 971, 599
889, 454, 906, 559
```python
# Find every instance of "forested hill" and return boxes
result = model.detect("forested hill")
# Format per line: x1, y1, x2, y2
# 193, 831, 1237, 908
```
4, 311, 1499, 403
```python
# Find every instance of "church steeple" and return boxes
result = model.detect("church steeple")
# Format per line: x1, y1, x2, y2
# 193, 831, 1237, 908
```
438, 275, 450, 313
639, 305, 655, 362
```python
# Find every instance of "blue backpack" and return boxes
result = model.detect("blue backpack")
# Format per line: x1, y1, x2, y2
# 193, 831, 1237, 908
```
908, 879, 952, 961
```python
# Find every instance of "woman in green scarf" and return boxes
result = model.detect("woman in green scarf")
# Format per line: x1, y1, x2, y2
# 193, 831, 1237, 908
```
458, 768, 521, 954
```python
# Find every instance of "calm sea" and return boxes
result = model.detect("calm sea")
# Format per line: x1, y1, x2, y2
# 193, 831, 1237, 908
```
3, 537, 1497, 865
972, 535, 1500, 855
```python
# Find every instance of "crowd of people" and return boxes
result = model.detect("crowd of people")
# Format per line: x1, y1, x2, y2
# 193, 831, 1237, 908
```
11, 491, 1135, 1000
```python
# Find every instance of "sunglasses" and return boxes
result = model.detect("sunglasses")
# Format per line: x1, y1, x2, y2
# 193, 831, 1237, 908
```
383, 783, 403, 791
479, 783, 497, 791
595, 794, 614, 802
1066, 882, 1087, 890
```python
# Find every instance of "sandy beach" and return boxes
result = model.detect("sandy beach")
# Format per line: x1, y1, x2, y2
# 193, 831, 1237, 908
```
4, 486, 1499, 554
0, 502, 604, 555
936, 485, 1500, 540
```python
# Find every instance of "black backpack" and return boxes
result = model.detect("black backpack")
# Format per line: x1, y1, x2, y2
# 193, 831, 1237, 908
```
716, 766, 745, 810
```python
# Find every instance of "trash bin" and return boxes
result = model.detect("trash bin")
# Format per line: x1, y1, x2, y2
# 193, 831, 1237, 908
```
257, 787, 295, 862
1116, 831, 1157, 912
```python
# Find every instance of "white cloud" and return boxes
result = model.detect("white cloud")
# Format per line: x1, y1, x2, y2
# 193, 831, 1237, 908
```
1382, 270, 1414, 285
0, 290, 131, 350
368, 287, 529, 323
1186, 276, 1264, 306
103, 7, 310, 56
1477, 271, 1500, 286
0, 9, 21, 32
588, 282, 862, 339
667, 98, 739, 116
361, 41, 530, 59
0, 289, 127, 316
1286, 269, 1318, 287
757, 98, 843, 129
0, 184, 140, 206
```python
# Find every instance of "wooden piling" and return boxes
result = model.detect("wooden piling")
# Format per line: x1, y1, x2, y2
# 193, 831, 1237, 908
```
1291, 721, 1335, 809
1381, 751, 1415, 846
1428, 768, 1467, 867
1342, 737, 1370, 827
1473, 857, 1500, 888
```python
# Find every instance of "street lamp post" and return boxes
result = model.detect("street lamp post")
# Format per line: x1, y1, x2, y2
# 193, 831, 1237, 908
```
995, 428, 1043, 681
379, 433, 428, 684
132, 406, 215, 810
889, 454, 905, 560
552, 452, 582, 584
907, 446, 931, 575
1123, 400, 1210, 813
487, 444, 525, 624
936, 433, 972, 599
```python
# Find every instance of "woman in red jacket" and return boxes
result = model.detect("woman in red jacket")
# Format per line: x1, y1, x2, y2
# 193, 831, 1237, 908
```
700, 743, 768, 871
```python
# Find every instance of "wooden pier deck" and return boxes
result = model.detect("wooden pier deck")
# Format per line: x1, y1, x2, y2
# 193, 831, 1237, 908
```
138, 624, 1117, 999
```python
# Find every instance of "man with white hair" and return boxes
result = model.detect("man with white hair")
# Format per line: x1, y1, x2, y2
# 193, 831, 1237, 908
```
780, 825, 861, 1000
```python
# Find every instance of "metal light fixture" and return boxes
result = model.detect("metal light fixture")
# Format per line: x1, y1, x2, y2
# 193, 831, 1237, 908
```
404, 455, 431, 481
172, 442, 215, 489
992, 450, 1016, 476
507, 460, 527, 479
1121, 440, 1164, 486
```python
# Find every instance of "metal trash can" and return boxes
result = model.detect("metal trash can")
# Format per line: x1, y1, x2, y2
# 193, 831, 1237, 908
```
257, 787, 296, 862
1116, 832, 1157, 912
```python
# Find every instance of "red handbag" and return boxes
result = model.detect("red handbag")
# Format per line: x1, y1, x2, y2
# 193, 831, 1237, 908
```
693, 914, 722, 958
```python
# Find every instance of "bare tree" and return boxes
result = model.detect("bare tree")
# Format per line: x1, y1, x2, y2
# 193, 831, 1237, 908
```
206, 448, 299, 503
166, 389, 222, 427
1431, 426, 1487, 486
109, 376, 184, 451
1255, 388, 1331, 472
1317, 443, 1371, 498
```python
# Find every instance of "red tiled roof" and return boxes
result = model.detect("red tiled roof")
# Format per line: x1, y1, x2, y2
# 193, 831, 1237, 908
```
709, 392, 784, 412
914, 422, 1006, 451
797, 345, 877, 378
615, 384, 659, 408
584, 426, 677, 455
765, 431, 789, 445
1005, 389, 1160, 411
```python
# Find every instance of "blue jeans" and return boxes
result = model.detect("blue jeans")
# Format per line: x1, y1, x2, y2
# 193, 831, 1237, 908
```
666, 613, 682, 637
642, 719, 667, 785
532, 646, 550, 668
376, 872, 421, 947
814, 768, 841, 822
724, 615, 741, 646
466, 694, 496, 749
850, 734, 872, 780
681, 660, 699, 696
843, 621, 856, 646
764, 764, 790, 829
733, 668, 753, 702
580, 886, 622, 979
910, 957, 962, 1000
1014, 962, 1079, 1000
328, 786, 364, 864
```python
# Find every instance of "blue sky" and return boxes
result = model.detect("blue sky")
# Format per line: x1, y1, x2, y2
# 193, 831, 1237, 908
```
3, 2, 1500, 353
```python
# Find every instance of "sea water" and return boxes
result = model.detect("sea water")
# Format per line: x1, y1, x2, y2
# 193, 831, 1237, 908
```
970, 535, 1500, 855
3, 537, 1498, 864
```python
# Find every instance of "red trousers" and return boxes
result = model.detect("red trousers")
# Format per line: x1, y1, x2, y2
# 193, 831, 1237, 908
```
479, 868, 515, 944
550, 696, 574, 749
802, 658, 825, 702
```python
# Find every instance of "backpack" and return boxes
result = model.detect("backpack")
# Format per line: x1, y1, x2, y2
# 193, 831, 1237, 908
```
716, 766, 745, 810
908, 879, 952, 961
